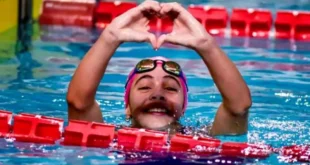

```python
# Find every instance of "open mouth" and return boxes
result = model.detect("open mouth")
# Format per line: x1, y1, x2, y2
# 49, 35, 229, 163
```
145, 108, 169, 116
140, 102, 174, 117
144, 108, 171, 116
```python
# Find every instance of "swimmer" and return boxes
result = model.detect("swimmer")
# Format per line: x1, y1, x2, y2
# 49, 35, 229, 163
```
66, 0, 252, 136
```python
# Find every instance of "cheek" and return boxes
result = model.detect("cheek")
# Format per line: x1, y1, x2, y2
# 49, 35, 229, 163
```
168, 93, 184, 110
129, 90, 146, 109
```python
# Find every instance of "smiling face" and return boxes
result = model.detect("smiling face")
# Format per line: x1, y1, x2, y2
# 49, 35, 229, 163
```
126, 64, 185, 131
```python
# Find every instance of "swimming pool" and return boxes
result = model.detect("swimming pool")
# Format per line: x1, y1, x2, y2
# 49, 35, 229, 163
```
0, 1, 310, 165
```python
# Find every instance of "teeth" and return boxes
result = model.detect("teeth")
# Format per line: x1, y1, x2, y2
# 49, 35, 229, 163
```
148, 108, 167, 113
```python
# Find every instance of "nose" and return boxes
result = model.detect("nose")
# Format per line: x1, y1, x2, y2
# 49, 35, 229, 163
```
149, 87, 166, 101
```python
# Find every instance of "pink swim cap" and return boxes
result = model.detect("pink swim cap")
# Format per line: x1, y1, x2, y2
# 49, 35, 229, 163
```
124, 56, 188, 112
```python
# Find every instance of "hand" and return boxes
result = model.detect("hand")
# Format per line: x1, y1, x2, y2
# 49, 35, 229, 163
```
157, 3, 215, 52
102, 0, 161, 49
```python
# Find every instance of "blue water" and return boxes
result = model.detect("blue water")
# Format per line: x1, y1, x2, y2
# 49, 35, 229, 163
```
0, 0, 310, 164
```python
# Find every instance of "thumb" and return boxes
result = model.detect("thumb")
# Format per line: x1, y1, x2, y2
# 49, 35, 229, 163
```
157, 33, 187, 48
135, 31, 157, 49
140, 32, 157, 49
147, 33, 157, 50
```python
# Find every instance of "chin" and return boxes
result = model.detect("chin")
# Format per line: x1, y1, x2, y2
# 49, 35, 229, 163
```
135, 114, 174, 130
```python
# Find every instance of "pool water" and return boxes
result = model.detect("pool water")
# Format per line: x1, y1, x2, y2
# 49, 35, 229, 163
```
0, 1, 310, 165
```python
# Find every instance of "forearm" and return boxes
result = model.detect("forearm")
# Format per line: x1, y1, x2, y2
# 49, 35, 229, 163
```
196, 41, 251, 115
67, 31, 120, 110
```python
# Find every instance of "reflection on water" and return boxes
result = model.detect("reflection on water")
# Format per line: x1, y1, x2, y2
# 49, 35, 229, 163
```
0, 138, 259, 165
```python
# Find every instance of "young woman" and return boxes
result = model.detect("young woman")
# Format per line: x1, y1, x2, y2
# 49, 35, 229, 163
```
66, 0, 252, 136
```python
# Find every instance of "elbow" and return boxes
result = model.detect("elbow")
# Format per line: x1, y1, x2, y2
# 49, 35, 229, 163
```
243, 90, 252, 111
225, 95, 252, 116
236, 89, 252, 115
240, 97, 252, 114
66, 93, 91, 112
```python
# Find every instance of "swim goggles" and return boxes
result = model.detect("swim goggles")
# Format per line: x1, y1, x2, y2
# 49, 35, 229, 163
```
125, 59, 188, 91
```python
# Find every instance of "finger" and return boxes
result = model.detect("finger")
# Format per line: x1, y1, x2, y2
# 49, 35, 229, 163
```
138, 31, 157, 49
148, 33, 157, 50
113, 8, 142, 28
141, 32, 157, 49
157, 34, 167, 49
160, 3, 201, 28
157, 33, 190, 48
112, 1, 161, 28
159, 3, 173, 16
122, 30, 157, 49
113, 1, 159, 28
157, 33, 179, 48
139, 0, 161, 14
159, 2, 184, 17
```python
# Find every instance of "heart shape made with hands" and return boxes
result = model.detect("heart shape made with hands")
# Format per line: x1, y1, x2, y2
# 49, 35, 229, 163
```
114, 1, 205, 50
141, 10, 182, 49
141, 4, 204, 50
145, 11, 191, 49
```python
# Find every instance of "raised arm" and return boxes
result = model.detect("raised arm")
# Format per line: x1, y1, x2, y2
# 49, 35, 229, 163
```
195, 40, 252, 136
157, 2, 252, 136
66, 0, 160, 122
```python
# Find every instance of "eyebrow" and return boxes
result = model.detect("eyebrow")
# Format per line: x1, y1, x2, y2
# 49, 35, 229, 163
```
134, 75, 153, 86
163, 75, 181, 87
134, 74, 181, 87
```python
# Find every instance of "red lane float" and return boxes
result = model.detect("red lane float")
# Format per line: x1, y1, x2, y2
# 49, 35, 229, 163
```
62, 120, 115, 147
37, 1, 310, 42
11, 113, 63, 144
280, 145, 310, 162
170, 134, 220, 154
275, 11, 295, 39
117, 127, 168, 151
205, 7, 228, 36
221, 142, 272, 159
0, 111, 63, 144
188, 6, 207, 25
95, 1, 137, 29
148, 17, 160, 32
295, 12, 310, 41
275, 10, 310, 41
160, 17, 174, 33
230, 8, 272, 38
39, 0, 96, 27
148, 16, 173, 33
0, 110, 308, 163
0, 110, 12, 136
188, 6, 228, 36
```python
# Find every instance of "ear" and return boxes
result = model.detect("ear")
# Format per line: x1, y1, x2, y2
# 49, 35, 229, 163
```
125, 106, 132, 119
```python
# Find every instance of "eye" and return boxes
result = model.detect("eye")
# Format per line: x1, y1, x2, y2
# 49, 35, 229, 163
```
165, 87, 178, 92
138, 86, 151, 90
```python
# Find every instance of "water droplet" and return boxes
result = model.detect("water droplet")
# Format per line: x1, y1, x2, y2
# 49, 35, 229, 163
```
108, 155, 116, 160
5, 137, 15, 143
116, 154, 124, 158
